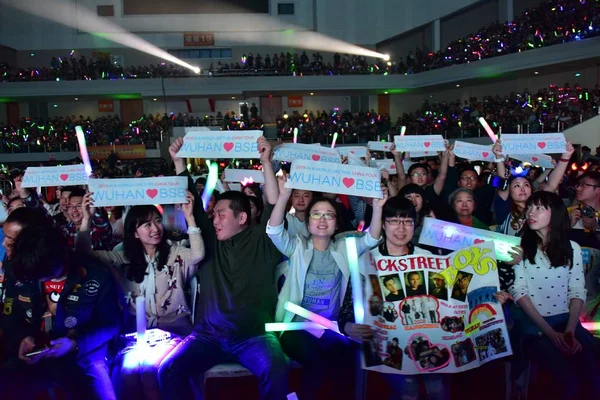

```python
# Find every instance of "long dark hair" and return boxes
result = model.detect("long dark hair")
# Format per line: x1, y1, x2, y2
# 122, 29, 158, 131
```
507, 176, 532, 231
123, 205, 171, 283
521, 191, 573, 268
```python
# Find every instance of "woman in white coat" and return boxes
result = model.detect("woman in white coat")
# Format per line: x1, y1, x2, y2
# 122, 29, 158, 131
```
266, 174, 387, 398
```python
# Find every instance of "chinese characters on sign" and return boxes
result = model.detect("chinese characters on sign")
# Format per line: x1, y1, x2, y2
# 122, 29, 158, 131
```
98, 100, 114, 113
183, 32, 215, 47
287, 96, 303, 108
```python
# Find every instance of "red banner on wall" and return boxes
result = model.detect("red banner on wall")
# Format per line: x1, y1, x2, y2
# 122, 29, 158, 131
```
287, 96, 303, 108
88, 144, 146, 160
183, 32, 215, 47
98, 100, 114, 113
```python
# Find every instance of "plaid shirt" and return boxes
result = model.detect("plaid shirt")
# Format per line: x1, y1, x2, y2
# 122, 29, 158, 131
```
63, 209, 112, 251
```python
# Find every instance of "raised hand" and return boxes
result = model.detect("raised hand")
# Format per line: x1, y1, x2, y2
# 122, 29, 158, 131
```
181, 190, 195, 218
169, 137, 184, 163
257, 136, 272, 164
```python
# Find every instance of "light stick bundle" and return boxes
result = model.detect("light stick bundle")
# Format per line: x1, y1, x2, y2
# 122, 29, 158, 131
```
75, 126, 92, 176
264, 302, 341, 335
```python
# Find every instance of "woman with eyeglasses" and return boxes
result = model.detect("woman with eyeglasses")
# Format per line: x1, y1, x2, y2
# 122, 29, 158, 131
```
501, 191, 600, 399
266, 174, 387, 399
339, 197, 450, 400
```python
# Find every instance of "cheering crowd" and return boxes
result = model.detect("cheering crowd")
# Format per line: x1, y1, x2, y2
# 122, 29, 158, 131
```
0, 132, 599, 399
1, 114, 171, 153
1, 0, 599, 82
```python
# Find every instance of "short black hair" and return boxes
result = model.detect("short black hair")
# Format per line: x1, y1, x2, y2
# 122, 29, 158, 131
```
383, 276, 396, 286
383, 197, 417, 221
579, 171, 600, 187
5, 207, 48, 228
11, 224, 69, 282
60, 186, 78, 194
407, 163, 429, 176
407, 271, 420, 280
68, 187, 87, 199
219, 191, 252, 227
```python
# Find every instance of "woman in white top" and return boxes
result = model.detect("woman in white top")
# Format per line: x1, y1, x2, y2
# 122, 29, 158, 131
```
506, 191, 599, 400
78, 192, 205, 400
266, 174, 386, 399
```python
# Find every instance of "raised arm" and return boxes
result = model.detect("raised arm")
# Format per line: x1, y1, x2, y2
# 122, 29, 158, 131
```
181, 190, 205, 267
258, 136, 278, 205
432, 144, 450, 195
390, 142, 407, 190
544, 142, 574, 193
265, 175, 297, 257
492, 140, 509, 201
366, 191, 388, 251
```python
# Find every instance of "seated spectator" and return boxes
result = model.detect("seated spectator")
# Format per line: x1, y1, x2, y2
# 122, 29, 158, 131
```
0, 219, 120, 399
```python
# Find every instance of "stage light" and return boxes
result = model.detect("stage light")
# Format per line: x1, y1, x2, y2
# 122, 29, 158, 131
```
383, 54, 391, 61
1, 0, 200, 74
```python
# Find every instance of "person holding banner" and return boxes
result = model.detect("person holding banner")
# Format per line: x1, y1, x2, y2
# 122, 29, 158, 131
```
266, 174, 387, 398
508, 191, 600, 399
76, 192, 205, 400
64, 188, 112, 251
159, 136, 289, 400
339, 198, 450, 400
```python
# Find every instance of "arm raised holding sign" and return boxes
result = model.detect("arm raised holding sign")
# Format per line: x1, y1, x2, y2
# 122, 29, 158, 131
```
391, 143, 407, 191
258, 136, 278, 206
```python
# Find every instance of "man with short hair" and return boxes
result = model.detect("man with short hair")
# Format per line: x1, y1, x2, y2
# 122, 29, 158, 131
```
63, 189, 112, 250
53, 186, 76, 230
405, 272, 426, 297
287, 189, 312, 238
0, 220, 120, 399
159, 136, 288, 400
569, 171, 600, 249
383, 276, 404, 302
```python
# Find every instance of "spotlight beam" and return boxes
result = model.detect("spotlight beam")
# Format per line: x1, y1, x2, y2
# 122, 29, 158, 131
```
1, 0, 200, 73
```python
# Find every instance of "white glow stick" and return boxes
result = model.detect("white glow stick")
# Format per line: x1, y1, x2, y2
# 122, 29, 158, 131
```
293, 128, 298, 144
284, 302, 340, 332
75, 126, 92, 176
265, 322, 328, 332
345, 236, 364, 323
400, 126, 406, 136
136, 296, 146, 344
478, 117, 498, 143
582, 322, 600, 331
201, 160, 218, 211
331, 132, 338, 148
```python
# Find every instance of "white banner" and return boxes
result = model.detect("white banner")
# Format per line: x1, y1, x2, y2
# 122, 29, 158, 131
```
177, 130, 261, 159
453, 142, 495, 162
395, 135, 445, 153
286, 160, 382, 198
224, 169, 265, 184
368, 141, 393, 152
418, 218, 520, 262
501, 133, 566, 155
338, 146, 368, 158
274, 143, 341, 163
373, 159, 415, 175
88, 177, 188, 207
360, 242, 512, 374
407, 151, 437, 159
511, 154, 554, 169
22, 164, 89, 188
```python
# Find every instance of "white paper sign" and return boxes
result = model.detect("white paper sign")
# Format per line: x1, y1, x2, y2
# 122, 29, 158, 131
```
286, 160, 382, 198
407, 151, 437, 159
501, 133, 566, 155
511, 154, 554, 169
338, 146, 368, 158
418, 217, 521, 262
177, 130, 261, 159
453, 141, 495, 162
373, 159, 415, 175
274, 143, 341, 164
224, 169, 265, 184
368, 141, 393, 152
22, 164, 89, 188
88, 177, 188, 207
395, 135, 445, 153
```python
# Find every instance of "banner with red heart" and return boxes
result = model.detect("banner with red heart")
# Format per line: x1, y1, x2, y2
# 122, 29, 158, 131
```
453, 141, 495, 162
177, 129, 261, 159
501, 133, 566, 155
373, 159, 415, 175
367, 141, 393, 152
286, 159, 382, 198
395, 135, 445, 153
273, 143, 341, 164
511, 154, 554, 169
87, 176, 188, 207
22, 164, 89, 188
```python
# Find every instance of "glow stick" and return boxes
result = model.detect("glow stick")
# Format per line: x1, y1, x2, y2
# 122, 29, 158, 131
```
478, 117, 498, 143
345, 236, 365, 323
400, 126, 407, 136
582, 322, 600, 331
201, 160, 219, 211
284, 302, 340, 333
136, 296, 146, 344
265, 322, 329, 332
75, 126, 92, 176
293, 128, 298, 144
331, 132, 339, 148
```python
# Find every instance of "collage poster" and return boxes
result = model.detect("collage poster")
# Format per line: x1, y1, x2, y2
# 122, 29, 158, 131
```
359, 241, 512, 374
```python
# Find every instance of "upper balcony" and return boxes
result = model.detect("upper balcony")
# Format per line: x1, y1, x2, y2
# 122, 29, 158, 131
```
2, 37, 600, 99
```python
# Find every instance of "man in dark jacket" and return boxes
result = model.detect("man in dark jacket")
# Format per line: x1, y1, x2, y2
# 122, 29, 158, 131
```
0, 221, 120, 399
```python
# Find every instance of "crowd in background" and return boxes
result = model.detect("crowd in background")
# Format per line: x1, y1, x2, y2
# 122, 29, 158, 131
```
0, 114, 170, 153
1, 0, 599, 81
